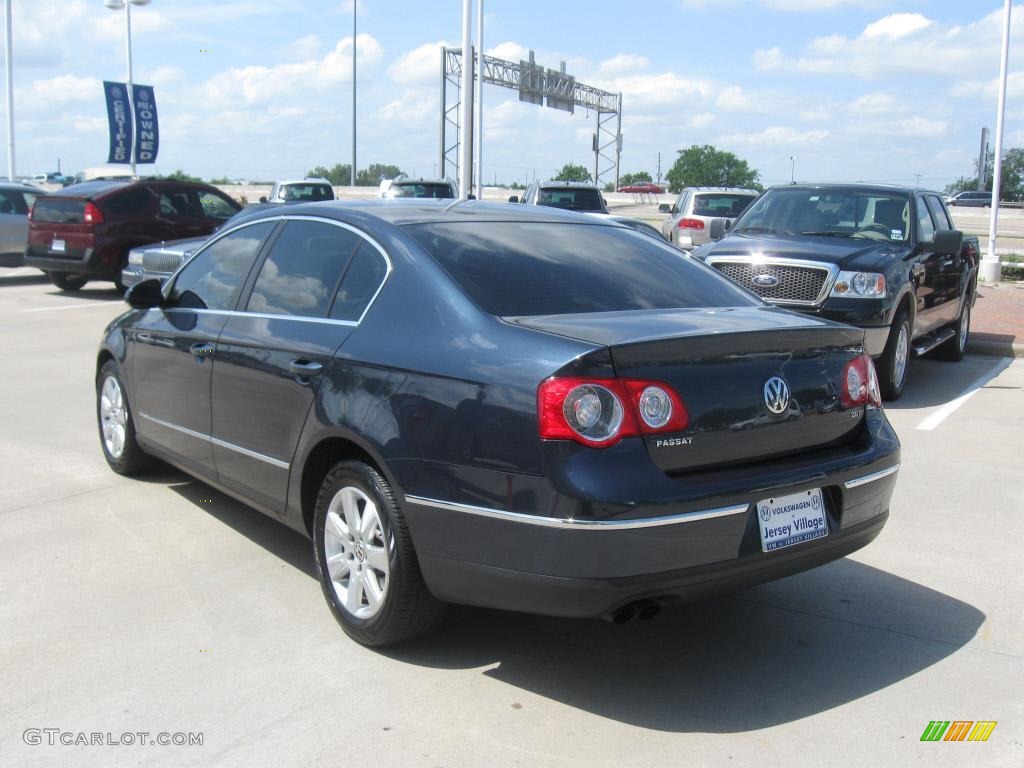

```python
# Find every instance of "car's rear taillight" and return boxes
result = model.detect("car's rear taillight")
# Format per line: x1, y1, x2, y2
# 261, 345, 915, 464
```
83, 202, 104, 225
538, 377, 688, 448
841, 354, 881, 409
678, 218, 705, 230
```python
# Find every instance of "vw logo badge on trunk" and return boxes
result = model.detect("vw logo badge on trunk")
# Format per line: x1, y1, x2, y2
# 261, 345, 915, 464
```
752, 273, 779, 287
764, 376, 790, 414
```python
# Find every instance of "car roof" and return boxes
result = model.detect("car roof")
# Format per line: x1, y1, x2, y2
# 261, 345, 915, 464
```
234, 199, 629, 228
392, 178, 454, 185
53, 178, 230, 199
766, 182, 923, 195
0, 181, 44, 193
683, 186, 760, 195
536, 181, 599, 189
276, 178, 332, 185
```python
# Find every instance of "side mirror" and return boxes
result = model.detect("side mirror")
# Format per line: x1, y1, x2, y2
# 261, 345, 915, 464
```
126, 278, 163, 310
508, 195, 519, 203
658, 203, 671, 213
258, 196, 267, 203
932, 229, 963, 256
709, 218, 730, 241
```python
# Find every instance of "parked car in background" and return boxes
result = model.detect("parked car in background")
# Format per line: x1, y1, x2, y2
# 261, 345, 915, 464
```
25, 179, 241, 291
617, 180, 665, 194
0, 182, 41, 267
70, 166, 135, 185
659, 187, 759, 250
259, 178, 335, 204
98, 200, 897, 646
604, 215, 665, 240
120, 205, 273, 289
944, 190, 992, 208
510, 181, 608, 213
380, 177, 458, 199
692, 183, 979, 400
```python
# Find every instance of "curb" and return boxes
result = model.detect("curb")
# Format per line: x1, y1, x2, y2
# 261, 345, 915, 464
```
966, 336, 1022, 358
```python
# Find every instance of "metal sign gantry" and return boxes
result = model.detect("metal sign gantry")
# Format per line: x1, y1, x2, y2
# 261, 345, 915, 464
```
440, 47, 623, 188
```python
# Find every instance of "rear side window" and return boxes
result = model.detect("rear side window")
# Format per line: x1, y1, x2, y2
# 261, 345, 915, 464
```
30, 198, 85, 223
405, 222, 757, 316
168, 221, 276, 310
692, 194, 755, 218
247, 221, 361, 317
329, 244, 388, 321
159, 190, 203, 218
104, 187, 151, 216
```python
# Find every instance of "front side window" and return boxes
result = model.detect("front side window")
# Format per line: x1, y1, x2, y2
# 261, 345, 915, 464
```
405, 222, 756, 317
916, 197, 936, 242
199, 191, 240, 220
167, 221, 276, 310
247, 221, 361, 317
924, 196, 952, 231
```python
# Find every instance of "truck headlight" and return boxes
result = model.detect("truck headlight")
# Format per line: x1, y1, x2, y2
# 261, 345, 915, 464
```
831, 271, 886, 298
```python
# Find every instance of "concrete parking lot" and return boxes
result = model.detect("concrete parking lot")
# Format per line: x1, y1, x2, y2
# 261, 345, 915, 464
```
0, 269, 1021, 768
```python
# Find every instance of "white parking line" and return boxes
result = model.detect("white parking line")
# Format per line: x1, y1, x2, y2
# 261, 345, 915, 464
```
21, 302, 116, 313
916, 358, 1014, 431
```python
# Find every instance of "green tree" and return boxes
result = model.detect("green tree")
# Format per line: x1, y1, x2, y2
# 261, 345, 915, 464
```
665, 145, 760, 193
356, 163, 404, 186
617, 171, 653, 187
307, 164, 352, 186
553, 163, 592, 183
944, 148, 1024, 202
164, 169, 204, 183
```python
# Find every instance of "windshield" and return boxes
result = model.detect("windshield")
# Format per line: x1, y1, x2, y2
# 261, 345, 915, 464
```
279, 184, 334, 201
733, 188, 911, 243
390, 183, 455, 199
536, 187, 605, 212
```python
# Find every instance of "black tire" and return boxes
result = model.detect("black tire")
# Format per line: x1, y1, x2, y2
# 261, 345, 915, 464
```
877, 308, 911, 401
96, 360, 154, 475
313, 460, 444, 646
935, 297, 971, 362
47, 270, 87, 291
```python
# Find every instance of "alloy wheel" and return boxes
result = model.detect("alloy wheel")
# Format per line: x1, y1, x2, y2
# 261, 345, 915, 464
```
99, 376, 127, 459
323, 486, 390, 619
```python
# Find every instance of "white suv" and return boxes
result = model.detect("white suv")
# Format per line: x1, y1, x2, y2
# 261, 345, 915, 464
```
659, 187, 759, 249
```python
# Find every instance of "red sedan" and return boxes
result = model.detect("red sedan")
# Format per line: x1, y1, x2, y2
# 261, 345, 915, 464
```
617, 181, 665, 194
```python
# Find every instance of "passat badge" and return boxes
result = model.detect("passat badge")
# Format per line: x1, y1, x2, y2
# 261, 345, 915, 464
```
764, 376, 790, 414
752, 273, 779, 288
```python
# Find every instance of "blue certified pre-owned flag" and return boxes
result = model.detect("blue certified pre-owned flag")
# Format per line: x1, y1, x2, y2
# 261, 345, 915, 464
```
103, 81, 133, 164
131, 84, 159, 164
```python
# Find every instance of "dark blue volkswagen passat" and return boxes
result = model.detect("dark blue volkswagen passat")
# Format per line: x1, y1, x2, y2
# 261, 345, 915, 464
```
96, 201, 900, 646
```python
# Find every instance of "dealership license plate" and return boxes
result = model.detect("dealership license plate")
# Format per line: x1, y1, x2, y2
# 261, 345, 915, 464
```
757, 488, 828, 552
51, 239, 65, 253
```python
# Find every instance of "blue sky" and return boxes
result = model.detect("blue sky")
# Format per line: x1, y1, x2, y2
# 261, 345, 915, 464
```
3, 0, 1022, 188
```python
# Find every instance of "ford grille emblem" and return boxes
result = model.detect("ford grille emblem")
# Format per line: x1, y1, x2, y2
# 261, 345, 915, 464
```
752, 273, 779, 288
764, 376, 790, 415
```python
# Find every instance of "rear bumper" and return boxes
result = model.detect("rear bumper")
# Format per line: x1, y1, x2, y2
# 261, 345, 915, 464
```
25, 244, 116, 278
401, 413, 899, 618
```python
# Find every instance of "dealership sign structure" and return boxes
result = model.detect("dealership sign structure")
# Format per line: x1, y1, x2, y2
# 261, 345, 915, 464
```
103, 80, 159, 168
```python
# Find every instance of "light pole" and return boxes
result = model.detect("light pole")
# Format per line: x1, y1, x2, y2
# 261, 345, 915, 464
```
983, 0, 1012, 283
473, 0, 483, 198
789, 156, 795, 184
4, 0, 14, 181
351, 0, 356, 188
104, 0, 151, 178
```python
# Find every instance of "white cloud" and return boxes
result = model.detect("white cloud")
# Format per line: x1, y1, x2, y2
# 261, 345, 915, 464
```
850, 92, 901, 116
388, 41, 451, 85
486, 42, 530, 62
716, 86, 752, 111
717, 126, 829, 148
597, 54, 650, 77
851, 117, 950, 139
284, 35, 322, 62
690, 112, 716, 128
862, 13, 933, 40
203, 34, 383, 107
595, 72, 713, 110
680, 0, 887, 9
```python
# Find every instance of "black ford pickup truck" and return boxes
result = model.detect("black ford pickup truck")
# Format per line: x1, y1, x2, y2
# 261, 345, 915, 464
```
691, 183, 979, 400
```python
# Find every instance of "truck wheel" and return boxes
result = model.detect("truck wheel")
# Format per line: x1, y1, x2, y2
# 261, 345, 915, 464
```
878, 308, 911, 401
313, 460, 444, 646
935, 299, 971, 362
47, 271, 87, 291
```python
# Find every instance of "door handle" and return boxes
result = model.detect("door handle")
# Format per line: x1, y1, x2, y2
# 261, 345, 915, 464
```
289, 360, 323, 380
190, 342, 214, 359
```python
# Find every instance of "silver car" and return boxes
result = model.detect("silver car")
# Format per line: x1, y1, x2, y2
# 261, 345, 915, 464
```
0, 182, 41, 267
659, 186, 759, 250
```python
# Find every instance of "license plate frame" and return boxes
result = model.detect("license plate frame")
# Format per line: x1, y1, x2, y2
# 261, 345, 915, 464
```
757, 488, 828, 552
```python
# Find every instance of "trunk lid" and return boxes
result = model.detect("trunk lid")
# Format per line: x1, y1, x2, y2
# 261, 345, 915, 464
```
511, 306, 867, 473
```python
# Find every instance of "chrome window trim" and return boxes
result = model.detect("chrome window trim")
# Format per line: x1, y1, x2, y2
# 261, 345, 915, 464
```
163, 214, 393, 326
706, 256, 840, 307
403, 495, 749, 530
164, 307, 357, 328
843, 464, 899, 490
140, 413, 290, 470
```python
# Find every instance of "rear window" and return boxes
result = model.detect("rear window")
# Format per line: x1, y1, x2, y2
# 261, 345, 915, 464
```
391, 183, 454, 199
692, 194, 755, 218
279, 184, 334, 201
31, 198, 86, 224
536, 187, 604, 212
405, 222, 756, 316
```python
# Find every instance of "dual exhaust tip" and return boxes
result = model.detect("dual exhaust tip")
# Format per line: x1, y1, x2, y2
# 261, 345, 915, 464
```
607, 598, 663, 624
